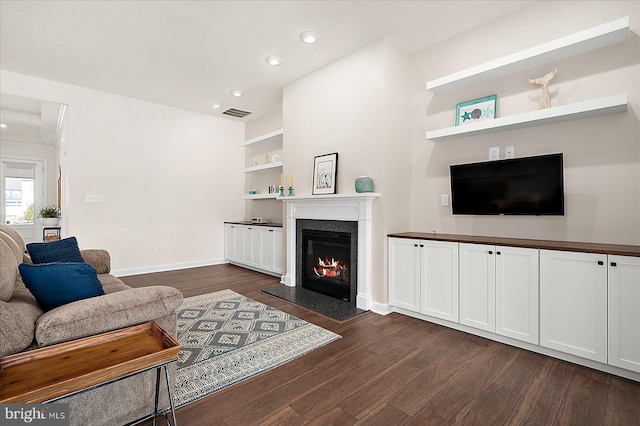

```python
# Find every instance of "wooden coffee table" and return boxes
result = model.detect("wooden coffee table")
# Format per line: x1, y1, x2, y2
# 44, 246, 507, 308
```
0, 322, 181, 425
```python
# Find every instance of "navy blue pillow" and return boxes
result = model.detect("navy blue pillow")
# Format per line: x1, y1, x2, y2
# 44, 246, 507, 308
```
19, 262, 105, 311
27, 237, 84, 264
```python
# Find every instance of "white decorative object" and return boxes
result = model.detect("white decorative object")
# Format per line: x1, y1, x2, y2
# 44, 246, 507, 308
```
529, 68, 557, 109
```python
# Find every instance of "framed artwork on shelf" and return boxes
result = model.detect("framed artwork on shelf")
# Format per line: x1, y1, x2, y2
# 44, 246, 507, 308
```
455, 94, 497, 126
312, 152, 338, 195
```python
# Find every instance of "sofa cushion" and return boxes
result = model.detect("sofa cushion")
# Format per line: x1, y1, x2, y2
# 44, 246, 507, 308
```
19, 262, 105, 311
36, 285, 183, 347
27, 237, 84, 264
0, 281, 43, 357
0, 238, 18, 301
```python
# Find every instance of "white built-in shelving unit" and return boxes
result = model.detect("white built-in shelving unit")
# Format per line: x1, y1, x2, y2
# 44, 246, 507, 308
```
425, 17, 630, 141
243, 128, 284, 199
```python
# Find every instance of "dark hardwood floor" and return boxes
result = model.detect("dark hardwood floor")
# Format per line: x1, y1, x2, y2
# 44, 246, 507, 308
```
122, 264, 640, 425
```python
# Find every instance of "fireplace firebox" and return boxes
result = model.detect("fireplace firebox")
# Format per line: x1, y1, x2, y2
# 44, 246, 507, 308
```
302, 229, 351, 301
296, 219, 358, 305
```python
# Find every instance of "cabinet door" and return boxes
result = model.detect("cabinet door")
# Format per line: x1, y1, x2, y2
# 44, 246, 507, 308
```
459, 243, 496, 332
224, 224, 235, 261
244, 227, 254, 264
251, 227, 261, 268
608, 255, 640, 372
540, 250, 607, 363
389, 238, 421, 312
422, 240, 459, 322
496, 246, 539, 344
272, 228, 283, 274
259, 227, 274, 271
233, 225, 244, 263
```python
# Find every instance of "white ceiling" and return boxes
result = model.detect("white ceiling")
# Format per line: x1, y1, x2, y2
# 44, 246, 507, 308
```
0, 1, 534, 122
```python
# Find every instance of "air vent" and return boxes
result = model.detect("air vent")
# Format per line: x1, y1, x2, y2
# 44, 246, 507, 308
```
222, 108, 252, 118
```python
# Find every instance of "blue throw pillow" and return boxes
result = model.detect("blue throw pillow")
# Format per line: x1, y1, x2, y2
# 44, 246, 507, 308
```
27, 237, 84, 264
19, 262, 105, 311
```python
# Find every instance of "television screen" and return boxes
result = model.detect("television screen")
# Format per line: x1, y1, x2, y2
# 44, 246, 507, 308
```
450, 153, 564, 215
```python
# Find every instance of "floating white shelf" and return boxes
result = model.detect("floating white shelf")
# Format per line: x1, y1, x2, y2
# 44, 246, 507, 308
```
425, 94, 628, 141
243, 162, 283, 173
244, 194, 279, 200
243, 129, 284, 147
426, 17, 630, 94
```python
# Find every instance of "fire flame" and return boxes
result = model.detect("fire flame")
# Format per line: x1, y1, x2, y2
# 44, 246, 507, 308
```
313, 256, 348, 278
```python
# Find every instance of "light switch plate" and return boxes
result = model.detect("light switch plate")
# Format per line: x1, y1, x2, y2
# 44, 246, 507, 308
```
86, 194, 103, 203
441, 194, 449, 206
489, 147, 500, 161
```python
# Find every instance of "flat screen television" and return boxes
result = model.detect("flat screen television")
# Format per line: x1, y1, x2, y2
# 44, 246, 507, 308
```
450, 153, 564, 215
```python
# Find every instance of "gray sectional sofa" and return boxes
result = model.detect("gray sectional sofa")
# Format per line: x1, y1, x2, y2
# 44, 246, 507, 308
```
0, 224, 184, 425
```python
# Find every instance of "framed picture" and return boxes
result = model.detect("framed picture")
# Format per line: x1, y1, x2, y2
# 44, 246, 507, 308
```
312, 153, 338, 195
455, 94, 497, 126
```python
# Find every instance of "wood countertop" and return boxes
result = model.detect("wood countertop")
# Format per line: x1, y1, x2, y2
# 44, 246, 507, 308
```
388, 232, 640, 257
225, 221, 283, 227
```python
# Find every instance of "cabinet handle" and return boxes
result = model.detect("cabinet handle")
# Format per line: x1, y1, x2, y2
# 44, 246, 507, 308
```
247, 227, 252, 230
611, 262, 617, 267
420, 244, 424, 248
414, 244, 418, 247
496, 251, 501, 255
597, 260, 604, 266
269, 229, 274, 232
488, 250, 493, 255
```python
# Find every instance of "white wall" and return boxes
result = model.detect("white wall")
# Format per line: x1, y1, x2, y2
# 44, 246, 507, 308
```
283, 38, 411, 303
411, 1, 640, 245
0, 70, 245, 274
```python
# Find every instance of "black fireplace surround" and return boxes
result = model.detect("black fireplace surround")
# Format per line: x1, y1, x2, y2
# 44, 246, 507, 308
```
296, 219, 358, 305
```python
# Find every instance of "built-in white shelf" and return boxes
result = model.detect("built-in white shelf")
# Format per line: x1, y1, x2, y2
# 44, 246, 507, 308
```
243, 162, 283, 173
426, 17, 630, 94
243, 129, 284, 147
425, 93, 628, 141
244, 194, 279, 200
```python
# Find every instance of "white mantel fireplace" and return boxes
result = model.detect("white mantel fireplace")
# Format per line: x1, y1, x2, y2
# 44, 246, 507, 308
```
281, 193, 380, 310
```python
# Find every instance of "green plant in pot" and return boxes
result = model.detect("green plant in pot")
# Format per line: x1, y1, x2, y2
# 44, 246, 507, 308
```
38, 205, 61, 227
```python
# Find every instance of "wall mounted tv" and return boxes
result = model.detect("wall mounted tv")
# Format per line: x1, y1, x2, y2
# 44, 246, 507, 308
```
450, 153, 564, 216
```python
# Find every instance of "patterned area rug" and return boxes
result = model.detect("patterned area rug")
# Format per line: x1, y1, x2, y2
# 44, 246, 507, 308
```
173, 289, 340, 407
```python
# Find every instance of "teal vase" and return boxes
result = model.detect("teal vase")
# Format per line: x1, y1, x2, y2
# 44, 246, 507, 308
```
355, 176, 374, 193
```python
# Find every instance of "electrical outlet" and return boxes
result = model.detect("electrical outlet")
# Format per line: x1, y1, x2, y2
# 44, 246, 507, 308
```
489, 147, 500, 161
441, 194, 449, 207
505, 146, 515, 159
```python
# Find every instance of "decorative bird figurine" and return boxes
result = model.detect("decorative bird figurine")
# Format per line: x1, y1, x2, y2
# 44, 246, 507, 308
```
529, 68, 557, 109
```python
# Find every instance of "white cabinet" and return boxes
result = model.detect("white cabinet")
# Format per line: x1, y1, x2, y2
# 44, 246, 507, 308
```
540, 250, 608, 363
258, 227, 283, 273
608, 255, 640, 373
421, 240, 459, 322
495, 246, 539, 344
389, 238, 422, 312
459, 243, 538, 344
389, 238, 458, 322
224, 223, 282, 276
459, 243, 496, 332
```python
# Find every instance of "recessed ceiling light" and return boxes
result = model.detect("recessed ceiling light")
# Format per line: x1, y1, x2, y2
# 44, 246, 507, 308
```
300, 31, 319, 44
210, 102, 221, 109
265, 56, 281, 66
231, 90, 243, 97
0, 122, 7, 128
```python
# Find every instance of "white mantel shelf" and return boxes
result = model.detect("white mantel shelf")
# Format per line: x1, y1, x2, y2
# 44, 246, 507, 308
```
425, 93, 628, 141
279, 193, 381, 201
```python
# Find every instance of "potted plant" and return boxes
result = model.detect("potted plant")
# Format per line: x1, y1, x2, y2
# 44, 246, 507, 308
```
38, 205, 61, 227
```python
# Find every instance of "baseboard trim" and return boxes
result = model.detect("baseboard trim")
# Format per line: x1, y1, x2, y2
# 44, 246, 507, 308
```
113, 258, 227, 277
370, 302, 393, 316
